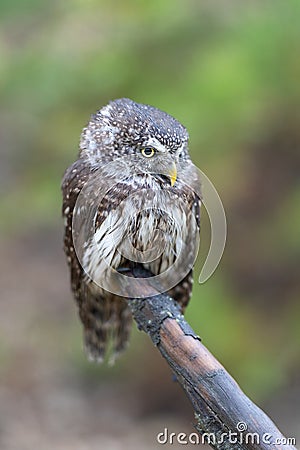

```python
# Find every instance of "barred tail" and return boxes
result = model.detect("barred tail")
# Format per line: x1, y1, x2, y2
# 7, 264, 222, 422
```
79, 292, 132, 363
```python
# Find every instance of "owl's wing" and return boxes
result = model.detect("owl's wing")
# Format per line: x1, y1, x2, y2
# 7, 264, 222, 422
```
62, 159, 91, 302
168, 174, 201, 311
61, 159, 132, 363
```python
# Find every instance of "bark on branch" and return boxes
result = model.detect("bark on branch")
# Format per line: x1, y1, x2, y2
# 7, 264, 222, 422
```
126, 268, 297, 450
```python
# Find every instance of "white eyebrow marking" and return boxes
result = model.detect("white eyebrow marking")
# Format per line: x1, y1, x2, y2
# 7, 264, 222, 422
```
176, 143, 185, 154
144, 137, 167, 152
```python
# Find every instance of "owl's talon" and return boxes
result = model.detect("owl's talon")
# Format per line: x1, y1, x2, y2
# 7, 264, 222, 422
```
117, 267, 131, 273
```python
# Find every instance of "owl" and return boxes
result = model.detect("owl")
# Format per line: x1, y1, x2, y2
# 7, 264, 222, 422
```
62, 98, 201, 363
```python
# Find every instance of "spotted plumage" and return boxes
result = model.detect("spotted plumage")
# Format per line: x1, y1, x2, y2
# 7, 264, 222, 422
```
62, 98, 201, 362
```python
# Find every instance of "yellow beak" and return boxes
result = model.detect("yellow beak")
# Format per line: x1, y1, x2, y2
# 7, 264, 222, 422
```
168, 162, 177, 187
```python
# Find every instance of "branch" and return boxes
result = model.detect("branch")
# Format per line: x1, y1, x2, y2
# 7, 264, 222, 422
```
126, 268, 296, 450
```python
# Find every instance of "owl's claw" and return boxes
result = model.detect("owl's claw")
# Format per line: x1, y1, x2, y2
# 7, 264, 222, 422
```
117, 267, 132, 273
117, 264, 149, 278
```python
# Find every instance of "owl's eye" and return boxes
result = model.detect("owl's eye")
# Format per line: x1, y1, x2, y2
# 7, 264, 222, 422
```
141, 147, 155, 158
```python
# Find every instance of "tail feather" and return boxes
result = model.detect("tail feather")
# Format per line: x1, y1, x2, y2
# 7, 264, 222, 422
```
79, 291, 132, 363
112, 301, 132, 354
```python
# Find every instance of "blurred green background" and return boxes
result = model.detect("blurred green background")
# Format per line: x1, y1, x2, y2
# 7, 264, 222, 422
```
0, 1, 299, 449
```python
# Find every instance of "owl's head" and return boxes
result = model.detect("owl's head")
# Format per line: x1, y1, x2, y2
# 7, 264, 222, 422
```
80, 98, 191, 186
